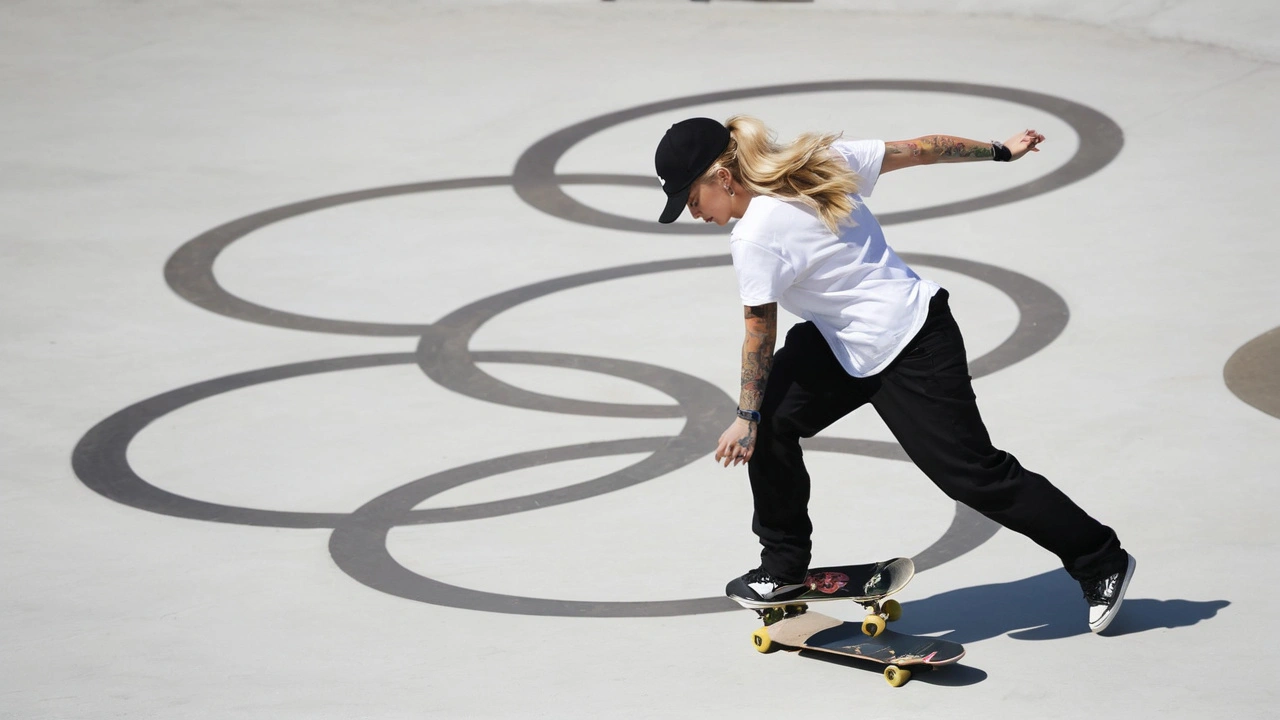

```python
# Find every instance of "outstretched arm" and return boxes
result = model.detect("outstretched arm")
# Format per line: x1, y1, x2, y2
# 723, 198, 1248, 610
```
880, 130, 1045, 174
715, 303, 776, 468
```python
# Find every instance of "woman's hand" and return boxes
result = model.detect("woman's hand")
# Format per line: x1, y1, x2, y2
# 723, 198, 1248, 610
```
715, 419, 757, 467
1004, 129, 1046, 160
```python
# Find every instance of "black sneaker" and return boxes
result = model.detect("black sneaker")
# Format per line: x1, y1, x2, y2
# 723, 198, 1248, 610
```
725, 567, 808, 608
1082, 553, 1136, 634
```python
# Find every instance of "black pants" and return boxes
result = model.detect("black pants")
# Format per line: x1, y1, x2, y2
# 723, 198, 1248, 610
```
749, 289, 1126, 585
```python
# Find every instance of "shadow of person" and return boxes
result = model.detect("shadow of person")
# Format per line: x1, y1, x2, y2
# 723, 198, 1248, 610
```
891, 569, 1229, 643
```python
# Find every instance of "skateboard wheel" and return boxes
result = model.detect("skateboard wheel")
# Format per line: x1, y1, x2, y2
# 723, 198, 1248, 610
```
862, 615, 886, 637
884, 665, 911, 687
761, 607, 785, 625
751, 627, 774, 653
882, 599, 902, 622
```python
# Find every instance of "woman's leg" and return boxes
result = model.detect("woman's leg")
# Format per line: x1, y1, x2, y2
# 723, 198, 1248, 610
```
748, 322, 872, 581
870, 291, 1128, 582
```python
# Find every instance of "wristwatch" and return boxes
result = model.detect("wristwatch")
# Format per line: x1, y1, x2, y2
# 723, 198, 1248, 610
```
736, 407, 762, 423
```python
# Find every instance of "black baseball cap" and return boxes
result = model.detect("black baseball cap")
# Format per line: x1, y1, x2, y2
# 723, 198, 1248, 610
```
655, 117, 731, 224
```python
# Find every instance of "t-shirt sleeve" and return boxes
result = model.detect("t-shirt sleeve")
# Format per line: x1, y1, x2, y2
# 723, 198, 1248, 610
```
729, 238, 795, 307
831, 138, 886, 197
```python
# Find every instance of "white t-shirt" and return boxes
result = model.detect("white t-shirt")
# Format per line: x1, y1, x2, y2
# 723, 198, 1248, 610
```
729, 138, 940, 378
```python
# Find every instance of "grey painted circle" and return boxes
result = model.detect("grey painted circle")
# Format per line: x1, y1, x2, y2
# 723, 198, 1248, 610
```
163, 175, 645, 337
69, 352, 985, 616
71, 352, 710, 528
414, 252, 1067, 425
512, 80, 1124, 234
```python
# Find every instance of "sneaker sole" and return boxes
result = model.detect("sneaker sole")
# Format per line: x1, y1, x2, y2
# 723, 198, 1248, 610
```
1089, 554, 1137, 634
727, 594, 806, 610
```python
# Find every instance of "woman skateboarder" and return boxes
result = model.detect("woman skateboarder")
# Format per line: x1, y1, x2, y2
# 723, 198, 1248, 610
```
653, 116, 1135, 633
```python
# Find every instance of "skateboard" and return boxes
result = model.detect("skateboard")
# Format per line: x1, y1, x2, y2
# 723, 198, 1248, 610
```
751, 611, 966, 687
730, 557, 964, 686
727, 557, 915, 637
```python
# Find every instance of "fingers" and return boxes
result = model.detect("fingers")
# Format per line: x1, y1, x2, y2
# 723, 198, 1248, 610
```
715, 441, 735, 467
1005, 129, 1046, 159
714, 441, 752, 467
714, 424, 755, 467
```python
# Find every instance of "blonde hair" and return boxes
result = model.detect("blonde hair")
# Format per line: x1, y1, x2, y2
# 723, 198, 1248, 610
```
701, 115, 860, 234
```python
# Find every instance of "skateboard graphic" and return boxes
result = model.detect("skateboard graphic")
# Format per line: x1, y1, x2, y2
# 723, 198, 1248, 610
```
727, 558, 915, 636
729, 558, 965, 686
754, 613, 966, 687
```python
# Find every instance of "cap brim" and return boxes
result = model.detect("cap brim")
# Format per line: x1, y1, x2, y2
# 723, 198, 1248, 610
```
658, 186, 690, 224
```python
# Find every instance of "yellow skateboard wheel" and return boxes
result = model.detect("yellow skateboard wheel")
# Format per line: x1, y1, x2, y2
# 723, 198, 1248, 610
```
862, 614, 887, 637
884, 665, 911, 687
883, 599, 902, 622
751, 627, 774, 653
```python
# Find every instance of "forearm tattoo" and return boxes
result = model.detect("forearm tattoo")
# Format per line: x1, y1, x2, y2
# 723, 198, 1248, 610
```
740, 304, 776, 415
887, 136, 996, 163
913, 135, 995, 161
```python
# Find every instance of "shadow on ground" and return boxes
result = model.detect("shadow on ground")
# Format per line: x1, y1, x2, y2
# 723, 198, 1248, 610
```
894, 569, 1229, 643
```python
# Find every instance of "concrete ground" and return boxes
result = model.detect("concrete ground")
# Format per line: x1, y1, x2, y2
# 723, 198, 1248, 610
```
3, 1, 1278, 718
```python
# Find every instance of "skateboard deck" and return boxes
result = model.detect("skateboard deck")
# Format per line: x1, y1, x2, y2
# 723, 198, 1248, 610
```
752, 611, 965, 687
727, 557, 914, 609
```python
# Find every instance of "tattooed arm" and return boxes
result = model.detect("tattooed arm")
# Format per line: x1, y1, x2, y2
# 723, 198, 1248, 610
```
880, 129, 1045, 174
715, 303, 777, 468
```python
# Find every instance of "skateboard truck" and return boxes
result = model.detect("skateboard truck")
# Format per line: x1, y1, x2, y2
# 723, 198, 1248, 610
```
754, 603, 810, 626
755, 598, 903, 636
858, 598, 904, 637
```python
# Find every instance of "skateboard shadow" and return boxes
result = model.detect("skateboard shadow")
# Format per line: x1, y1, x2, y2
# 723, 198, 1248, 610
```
891, 569, 1230, 643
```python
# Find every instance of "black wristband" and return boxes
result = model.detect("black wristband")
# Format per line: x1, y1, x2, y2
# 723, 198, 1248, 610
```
736, 407, 761, 423
991, 141, 1012, 162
